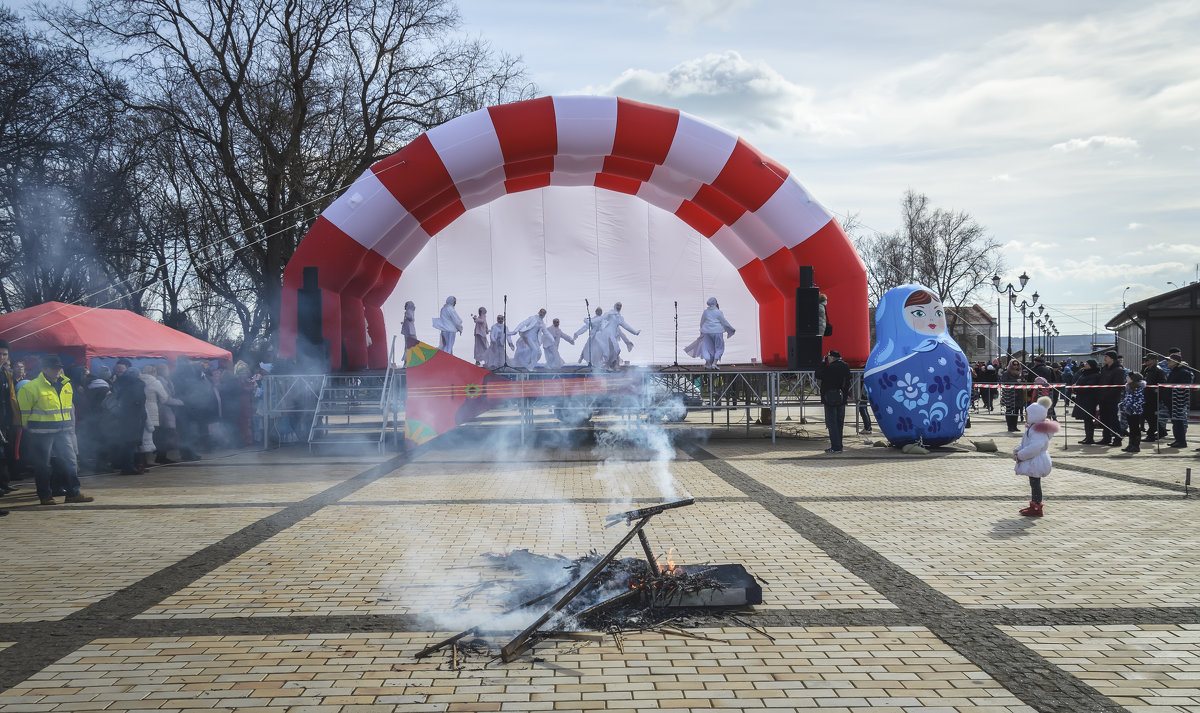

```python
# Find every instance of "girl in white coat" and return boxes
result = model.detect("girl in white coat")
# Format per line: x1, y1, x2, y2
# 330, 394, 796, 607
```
1013, 395, 1059, 517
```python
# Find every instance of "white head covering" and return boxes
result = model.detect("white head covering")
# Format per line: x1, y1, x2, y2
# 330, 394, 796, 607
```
1026, 396, 1051, 424
706, 297, 718, 307
445, 296, 456, 305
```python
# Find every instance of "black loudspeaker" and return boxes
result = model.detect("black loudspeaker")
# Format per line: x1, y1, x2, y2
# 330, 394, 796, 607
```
799, 265, 814, 288
296, 266, 330, 370
796, 286, 820, 336
787, 335, 823, 370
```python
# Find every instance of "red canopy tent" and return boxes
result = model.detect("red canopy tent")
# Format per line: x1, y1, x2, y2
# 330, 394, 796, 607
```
0, 301, 232, 368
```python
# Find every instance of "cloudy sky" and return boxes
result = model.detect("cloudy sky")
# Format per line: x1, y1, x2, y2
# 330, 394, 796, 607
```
455, 0, 1200, 336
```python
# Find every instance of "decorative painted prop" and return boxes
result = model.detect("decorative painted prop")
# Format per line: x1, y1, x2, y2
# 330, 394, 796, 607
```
403, 340, 636, 446
279, 95, 867, 370
863, 285, 972, 447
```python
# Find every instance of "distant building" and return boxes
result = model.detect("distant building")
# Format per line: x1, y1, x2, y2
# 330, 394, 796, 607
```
947, 304, 996, 363
1106, 282, 1200, 406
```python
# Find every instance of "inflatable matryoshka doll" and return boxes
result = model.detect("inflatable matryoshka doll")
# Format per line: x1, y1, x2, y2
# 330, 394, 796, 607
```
863, 285, 972, 447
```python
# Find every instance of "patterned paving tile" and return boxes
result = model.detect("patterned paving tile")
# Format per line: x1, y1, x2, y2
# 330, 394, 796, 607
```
0, 508, 281, 622
1002, 625, 1200, 712
809, 500, 1200, 608
0, 629, 1036, 712
140, 501, 890, 619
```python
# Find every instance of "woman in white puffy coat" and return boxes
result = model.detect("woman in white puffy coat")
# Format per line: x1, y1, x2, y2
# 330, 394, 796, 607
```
140, 367, 171, 464
1013, 396, 1059, 517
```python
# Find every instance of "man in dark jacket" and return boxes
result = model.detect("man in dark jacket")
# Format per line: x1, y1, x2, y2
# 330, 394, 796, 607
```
816, 350, 851, 454
1141, 353, 1167, 443
1072, 359, 1102, 444
1096, 351, 1126, 447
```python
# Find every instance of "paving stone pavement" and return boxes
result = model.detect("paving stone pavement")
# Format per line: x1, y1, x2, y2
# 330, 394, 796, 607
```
0, 412, 1197, 712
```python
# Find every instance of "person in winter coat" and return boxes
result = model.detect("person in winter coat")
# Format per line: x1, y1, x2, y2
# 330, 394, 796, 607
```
139, 366, 170, 467
999, 359, 1025, 432
111, 368, 148, 474
1119, 372, 1146, 454
1165, 355, 1195, 448
1096, 351, 1126, 447
1014, 395, 1058, 517
1071, 359, 1101, 444
1140, 353, 1167, 443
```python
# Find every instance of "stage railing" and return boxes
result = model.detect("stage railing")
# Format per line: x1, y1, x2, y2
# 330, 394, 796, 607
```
261, 373, 324, 448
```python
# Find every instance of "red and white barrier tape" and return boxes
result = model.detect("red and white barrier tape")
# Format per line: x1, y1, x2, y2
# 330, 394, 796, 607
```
987, 383, 1200, 389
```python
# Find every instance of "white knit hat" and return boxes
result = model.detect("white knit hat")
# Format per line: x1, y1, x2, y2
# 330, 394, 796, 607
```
1025, 395, 1052, 423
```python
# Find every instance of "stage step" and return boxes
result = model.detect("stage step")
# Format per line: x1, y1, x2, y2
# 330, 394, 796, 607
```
307, 371, 403, 452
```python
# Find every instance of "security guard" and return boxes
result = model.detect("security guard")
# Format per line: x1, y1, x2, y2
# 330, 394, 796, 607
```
17, 354, 93, 505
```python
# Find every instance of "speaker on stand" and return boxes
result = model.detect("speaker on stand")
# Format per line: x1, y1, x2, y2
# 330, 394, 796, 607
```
788, 265, 822, 371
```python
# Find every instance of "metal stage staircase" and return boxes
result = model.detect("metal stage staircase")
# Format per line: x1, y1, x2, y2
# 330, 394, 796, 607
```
307, 338, 405, 452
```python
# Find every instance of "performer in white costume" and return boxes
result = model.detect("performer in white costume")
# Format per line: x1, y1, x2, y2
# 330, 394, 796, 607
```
510, 309, 547, 369
401, 301, 417, 346
684, 297, 736, 369
485, 315, 513, 369
541, 318, 576, 369
431, 296, 462, 353
603, 302, 640, 369
576, 307, 610, 367
471, 307, 489, 366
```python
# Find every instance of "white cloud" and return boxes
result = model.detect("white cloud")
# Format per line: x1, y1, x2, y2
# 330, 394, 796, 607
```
991, 173, 1014, 182
595, 51, 817, 131
1051, 136, 1140, 152
1128, 222, 1143, 230
1083, 237, 1098, 242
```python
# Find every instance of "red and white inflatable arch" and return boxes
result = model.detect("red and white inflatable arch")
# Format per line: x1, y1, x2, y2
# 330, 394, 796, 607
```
280, 95, 867, 369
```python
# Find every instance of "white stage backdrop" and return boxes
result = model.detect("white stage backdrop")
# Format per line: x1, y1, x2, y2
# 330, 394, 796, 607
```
383, 187, 761, 365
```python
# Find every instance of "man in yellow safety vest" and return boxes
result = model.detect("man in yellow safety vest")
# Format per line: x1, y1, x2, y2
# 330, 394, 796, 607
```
16, 354, 93, 506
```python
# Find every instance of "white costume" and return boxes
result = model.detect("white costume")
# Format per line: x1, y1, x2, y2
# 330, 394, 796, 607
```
401, 301, 417, 343
541, 323, 576, 369
602, 304, 640, 368
511, 312, 547, 369
485, 319, 513, 369
576, 311, 610, 367
431, 296, 462, 353
472, 310, 489, 365
684, 298, 736, 369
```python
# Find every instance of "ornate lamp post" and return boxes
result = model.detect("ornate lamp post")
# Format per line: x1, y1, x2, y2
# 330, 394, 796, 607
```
992, 272, 1030, 361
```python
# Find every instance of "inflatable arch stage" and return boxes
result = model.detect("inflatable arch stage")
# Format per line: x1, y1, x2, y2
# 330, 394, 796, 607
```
279, 95, 868, 370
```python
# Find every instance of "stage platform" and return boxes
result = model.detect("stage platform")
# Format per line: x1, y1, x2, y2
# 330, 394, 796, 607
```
262, 363, 868, 447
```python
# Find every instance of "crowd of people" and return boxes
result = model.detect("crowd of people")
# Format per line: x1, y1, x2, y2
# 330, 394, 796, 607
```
969, 349, 1196, 453
0, 341, 271, 512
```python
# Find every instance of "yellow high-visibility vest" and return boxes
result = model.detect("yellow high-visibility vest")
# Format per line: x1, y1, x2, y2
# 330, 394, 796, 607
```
17, 373, 73, 434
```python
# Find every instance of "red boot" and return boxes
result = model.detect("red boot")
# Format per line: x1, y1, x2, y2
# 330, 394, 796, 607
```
1018, 501, 1043, 517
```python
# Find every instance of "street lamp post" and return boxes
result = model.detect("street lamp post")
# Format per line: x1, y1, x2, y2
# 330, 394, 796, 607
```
1014, 293, 1038, 360
992, 272, 1031, 361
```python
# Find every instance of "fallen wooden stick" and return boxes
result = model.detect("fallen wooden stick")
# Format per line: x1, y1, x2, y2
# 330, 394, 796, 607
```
730, 615, 774, 641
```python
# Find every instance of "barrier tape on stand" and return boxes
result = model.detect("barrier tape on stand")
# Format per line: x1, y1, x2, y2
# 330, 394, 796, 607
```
989, 383, 1200, 389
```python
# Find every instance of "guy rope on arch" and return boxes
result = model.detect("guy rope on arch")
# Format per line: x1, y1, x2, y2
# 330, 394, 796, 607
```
279, 95, 868, 370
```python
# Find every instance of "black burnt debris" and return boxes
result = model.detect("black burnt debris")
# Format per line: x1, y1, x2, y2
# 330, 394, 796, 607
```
415, 499, 764, 664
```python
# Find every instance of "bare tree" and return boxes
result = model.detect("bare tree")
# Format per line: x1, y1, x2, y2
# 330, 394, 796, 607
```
50, 0, 533, 352
0, 9, 160, 313
856, 189, 1005, 328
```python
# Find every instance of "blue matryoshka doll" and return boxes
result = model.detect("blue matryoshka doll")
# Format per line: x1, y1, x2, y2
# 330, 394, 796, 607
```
863, 284, 972, 447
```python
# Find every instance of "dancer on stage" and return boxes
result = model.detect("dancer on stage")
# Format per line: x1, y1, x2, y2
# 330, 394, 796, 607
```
541, 318, 576, 369
485, 315, 512, 369
471, 307, 489, 366
511, 309, 548, 369
576, 307, 610, 367
401, 301, 417, 347
603, 302, 640, 369
684, 297, 736, 370
431, 296, 462, 353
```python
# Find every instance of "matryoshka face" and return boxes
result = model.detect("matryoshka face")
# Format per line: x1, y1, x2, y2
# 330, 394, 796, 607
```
905, 298, 946, 335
